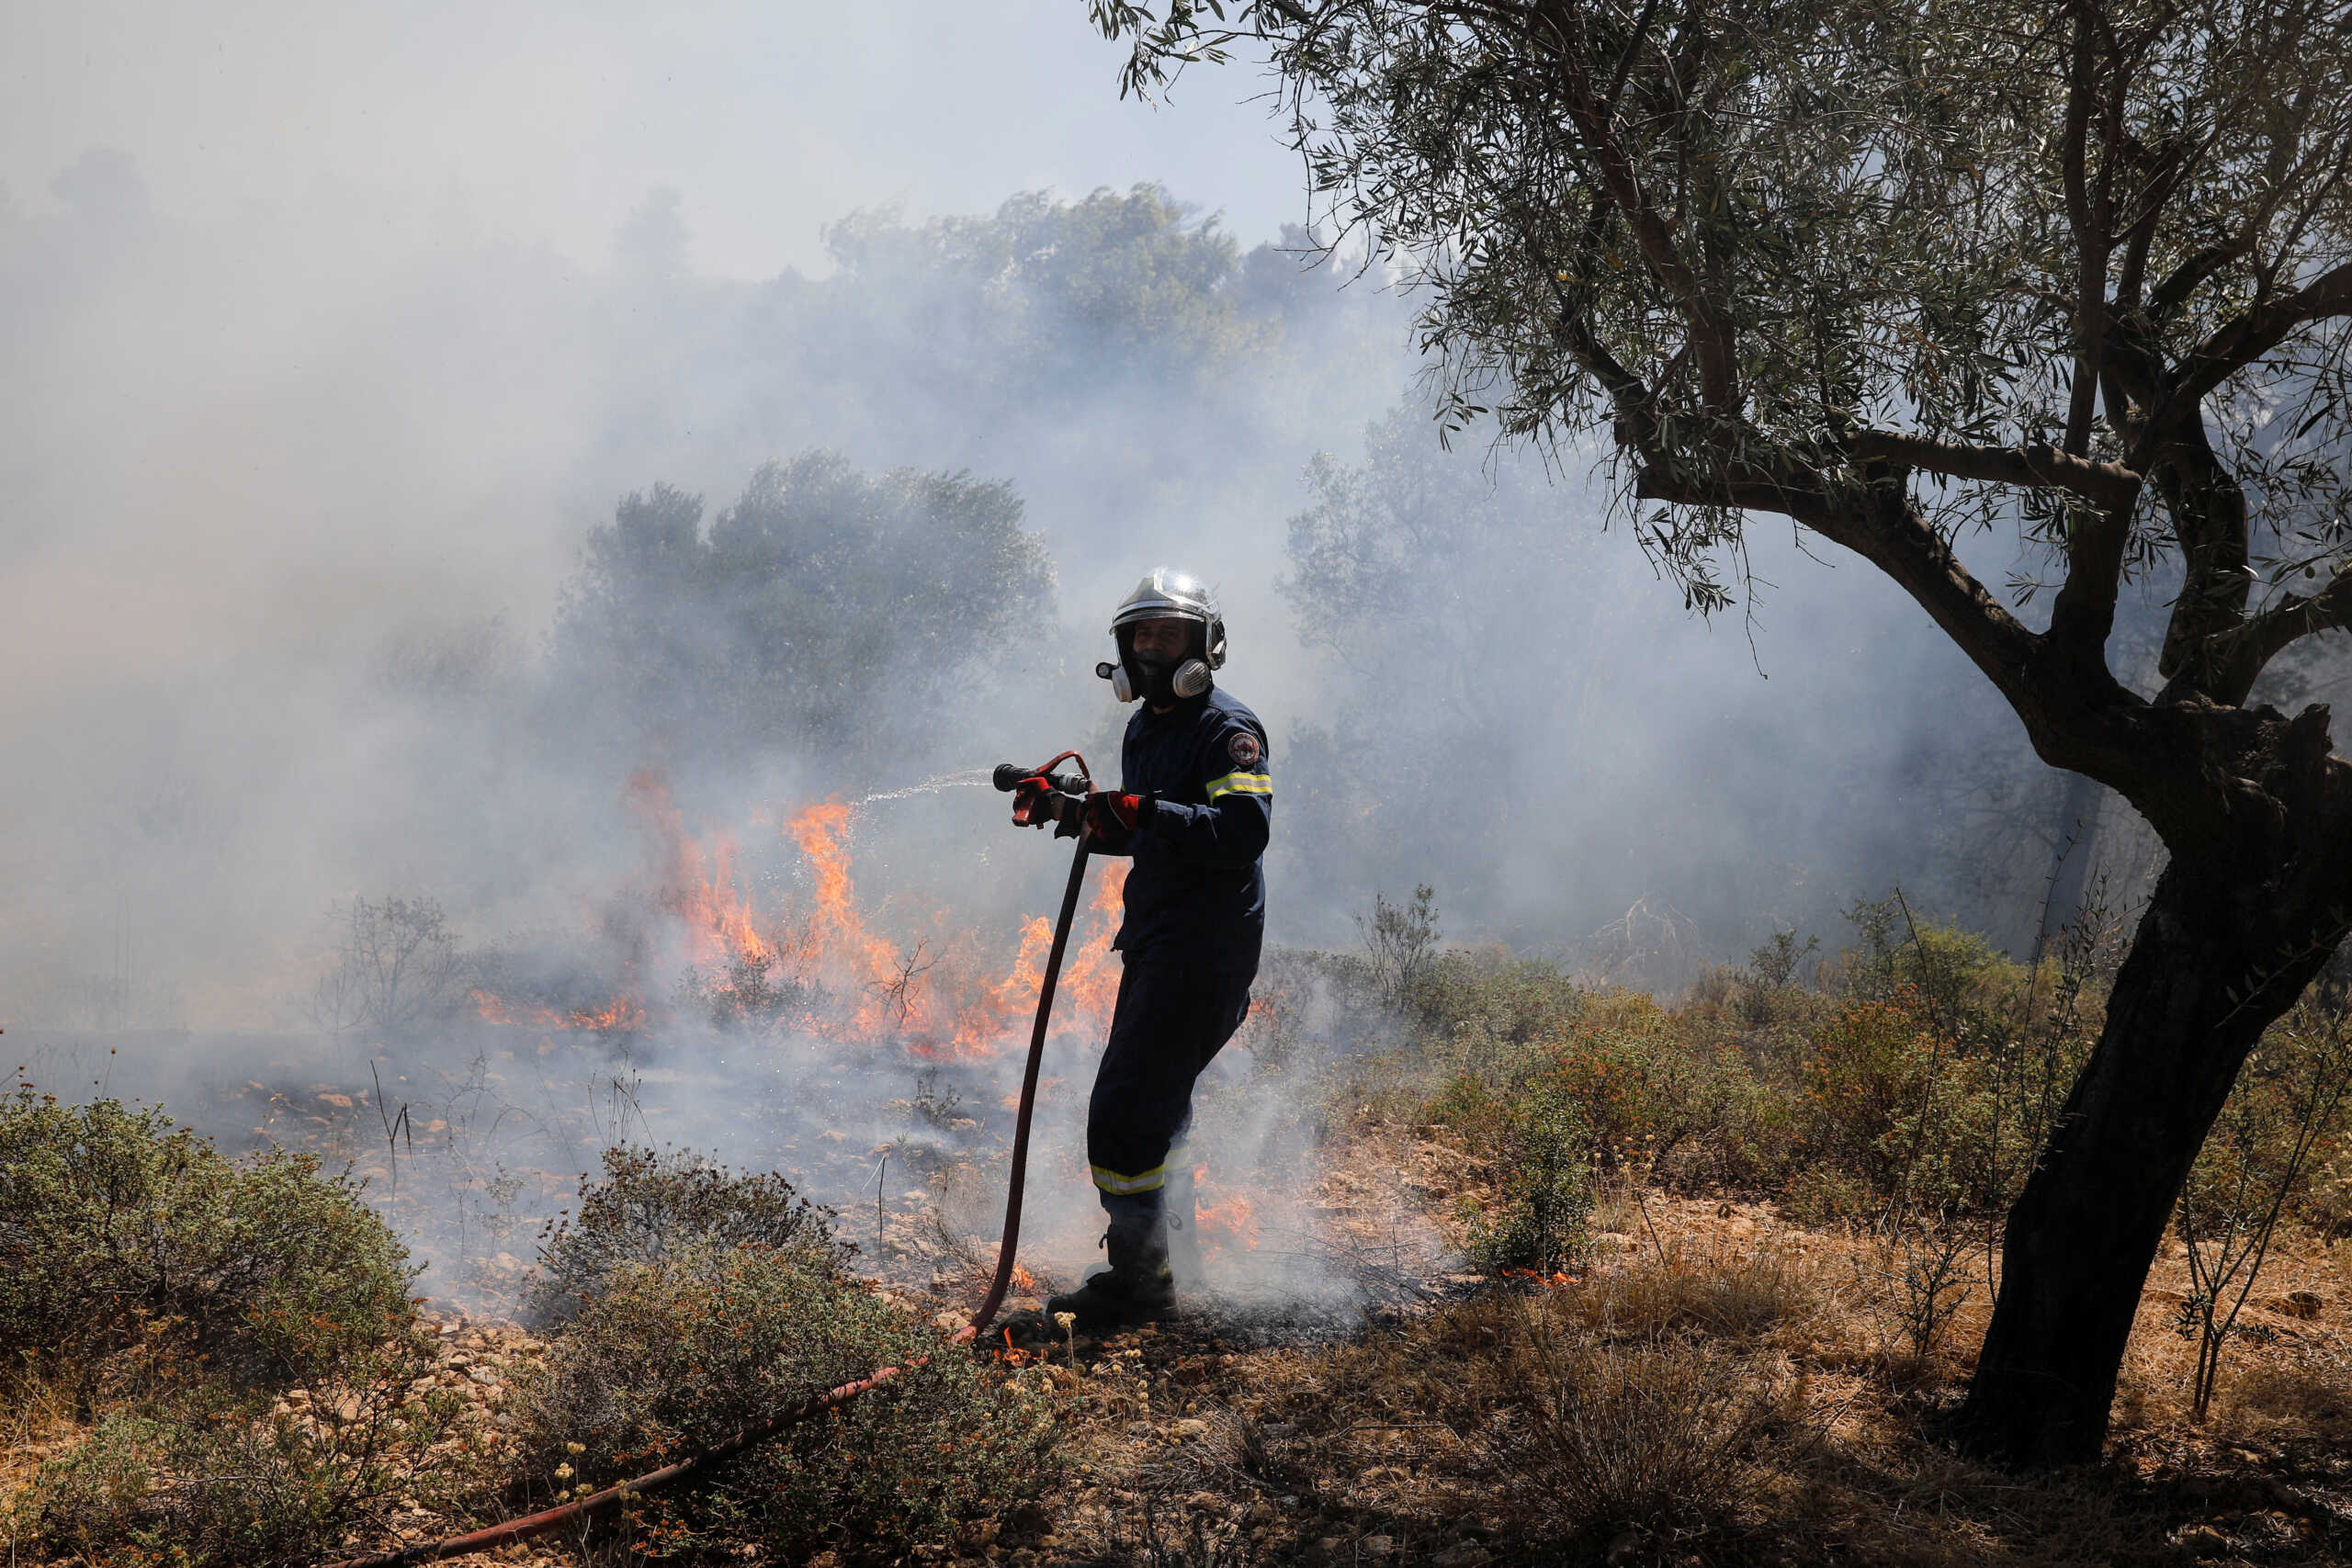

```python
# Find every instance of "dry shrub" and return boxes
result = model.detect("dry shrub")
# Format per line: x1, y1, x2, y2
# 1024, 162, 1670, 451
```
526, 1144, 849, 1327
0, 1088, 418, 1392
1476, 1296, 1814, 1539
1591, 1175, 1646, 1237
14, 1329, 487, 1568
1850, 1224, 1979, 1388
1563, 1243, 1832, 1353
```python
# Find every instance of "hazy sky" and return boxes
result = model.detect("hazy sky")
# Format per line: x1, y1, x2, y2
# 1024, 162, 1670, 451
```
2, 1, 1305, 277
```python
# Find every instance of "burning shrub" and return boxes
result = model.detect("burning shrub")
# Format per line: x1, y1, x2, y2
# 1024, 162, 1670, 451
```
515, 1240, 1055, 1562
0, 1085, 418, 1391
526, 1145, 853, 1326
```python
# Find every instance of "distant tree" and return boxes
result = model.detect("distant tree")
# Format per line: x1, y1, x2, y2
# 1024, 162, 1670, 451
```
554, 452, 1052, 772
616, 186, 689, 286
1279, 404, 1620, 915
818, 185, 1262, 403
1091, 0, 2352, 1467
312, 895, 468, 1041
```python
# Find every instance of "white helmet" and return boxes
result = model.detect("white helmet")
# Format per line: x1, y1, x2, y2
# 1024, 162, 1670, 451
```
1098, 567, 1226, 703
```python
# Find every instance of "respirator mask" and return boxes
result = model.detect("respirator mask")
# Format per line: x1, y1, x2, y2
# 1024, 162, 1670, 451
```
1097, 567, 1228, 705
1099, 631, 1214, 705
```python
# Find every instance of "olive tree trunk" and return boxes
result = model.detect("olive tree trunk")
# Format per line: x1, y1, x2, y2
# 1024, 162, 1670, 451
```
1958, 708, 2352, 1466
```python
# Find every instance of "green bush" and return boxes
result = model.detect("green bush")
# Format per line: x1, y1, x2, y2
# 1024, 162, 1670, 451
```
1465, 1080, 1593, 1276
1407, 948, 1587, 1067
515, 1241, 1055, 1562
527, 1144, 853, 1326
1, 1083, 479, 1567
1794, 998, 1935, 1195
1350, 896, 2117, 1258
0, 1085, 418, 1390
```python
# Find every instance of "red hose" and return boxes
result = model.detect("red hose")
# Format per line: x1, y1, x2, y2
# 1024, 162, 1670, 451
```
972, 816, 1092, 1330
320, 766, 1092, 1567
321, 1364, 912, 1568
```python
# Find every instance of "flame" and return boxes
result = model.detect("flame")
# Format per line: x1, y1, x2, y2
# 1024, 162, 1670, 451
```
634, 772, 773, 969
1195, 1192, 1261, 1252
786, 803, 926, 1038
470, 991, 647, 1032
469, 773, 1128, 1059
978, 863, 1125, 1053
1193, 1165, 1261, 1252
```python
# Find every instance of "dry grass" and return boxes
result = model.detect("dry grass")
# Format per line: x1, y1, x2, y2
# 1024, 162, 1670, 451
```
9, 1119, 2352, 1567
1049, 1208, 2352, 1568
1563, 1240, 1838, 1351
1476, 1314, 1815, 1540
2215, 1342, 2352, 1440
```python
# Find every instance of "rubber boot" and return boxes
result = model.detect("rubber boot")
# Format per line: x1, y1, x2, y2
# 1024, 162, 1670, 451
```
1047, 1198, 1175, 1333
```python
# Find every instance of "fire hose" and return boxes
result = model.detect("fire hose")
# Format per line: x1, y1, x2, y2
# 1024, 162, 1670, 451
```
322, 755, 1094, 1567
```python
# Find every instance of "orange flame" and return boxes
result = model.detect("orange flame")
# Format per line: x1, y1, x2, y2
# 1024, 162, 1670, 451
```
634, 772, 774, 970
1193, 1165, 1261, 1253
469, 773, 1128, 1058
1196, 1192, 1261, 1252
469, 990, 647, 1032
785, 803, 924, 1038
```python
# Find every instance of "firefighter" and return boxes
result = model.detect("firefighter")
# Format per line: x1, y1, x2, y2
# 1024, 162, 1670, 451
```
1010, 568, 1272, 1330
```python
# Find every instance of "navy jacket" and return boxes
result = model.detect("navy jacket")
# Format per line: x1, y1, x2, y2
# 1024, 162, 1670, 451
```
1092, 686, 1271, 972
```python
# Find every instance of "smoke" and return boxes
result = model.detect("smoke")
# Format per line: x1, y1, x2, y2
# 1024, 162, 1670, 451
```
0, 6, 2197, 1312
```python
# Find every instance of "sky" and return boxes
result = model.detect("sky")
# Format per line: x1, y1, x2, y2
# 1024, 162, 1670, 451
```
1, 1, 1305, 278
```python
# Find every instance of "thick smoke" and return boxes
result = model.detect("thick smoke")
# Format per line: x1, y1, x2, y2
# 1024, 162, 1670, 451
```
2, 45, 2245, 1305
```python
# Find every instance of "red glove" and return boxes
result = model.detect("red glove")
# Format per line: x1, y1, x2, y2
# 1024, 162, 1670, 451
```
1011, 781, 1080, 836
1083, 791, 1154, 839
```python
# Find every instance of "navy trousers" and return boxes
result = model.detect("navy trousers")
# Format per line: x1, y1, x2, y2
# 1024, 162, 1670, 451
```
1087, 956, 1254, 1221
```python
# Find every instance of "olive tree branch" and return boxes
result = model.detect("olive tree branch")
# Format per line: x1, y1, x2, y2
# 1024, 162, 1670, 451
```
2153, 258, 2352, 440
1845, 430, 2142, 512
1533, 0, 1744, 421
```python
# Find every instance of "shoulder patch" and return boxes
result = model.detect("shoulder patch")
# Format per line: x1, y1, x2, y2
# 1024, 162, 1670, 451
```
1227, 729, 1262, 769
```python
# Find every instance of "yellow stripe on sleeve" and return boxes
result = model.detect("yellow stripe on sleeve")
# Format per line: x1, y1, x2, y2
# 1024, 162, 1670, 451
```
1204, 772, 1272, 800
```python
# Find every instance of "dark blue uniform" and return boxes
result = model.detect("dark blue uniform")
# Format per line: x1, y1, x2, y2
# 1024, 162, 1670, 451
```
1084, 687, 1272, 1206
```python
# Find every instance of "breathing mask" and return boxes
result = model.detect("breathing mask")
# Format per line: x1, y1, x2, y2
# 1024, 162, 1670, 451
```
1097, 568, 1227, 705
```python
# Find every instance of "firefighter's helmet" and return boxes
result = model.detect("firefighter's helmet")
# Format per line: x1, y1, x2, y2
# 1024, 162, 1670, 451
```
1100, 567, 1225, 702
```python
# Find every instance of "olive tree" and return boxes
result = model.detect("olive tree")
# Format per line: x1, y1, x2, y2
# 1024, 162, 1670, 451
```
554, 453, 1052, 773
1087, 0, 2352, 1465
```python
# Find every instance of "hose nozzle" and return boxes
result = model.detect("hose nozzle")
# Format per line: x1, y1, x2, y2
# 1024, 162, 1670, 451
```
994, 752, 1091, 798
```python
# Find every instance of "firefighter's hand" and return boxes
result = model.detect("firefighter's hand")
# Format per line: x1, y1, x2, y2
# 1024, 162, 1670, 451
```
1012, 781, 1081, 834
1083, 791, 1153, 839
